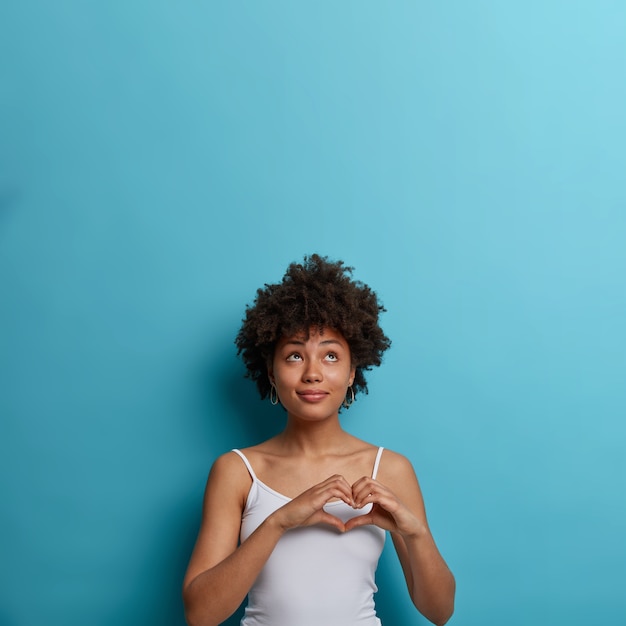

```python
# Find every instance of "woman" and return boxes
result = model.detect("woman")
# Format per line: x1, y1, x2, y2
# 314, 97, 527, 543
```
183, 254, 455, 626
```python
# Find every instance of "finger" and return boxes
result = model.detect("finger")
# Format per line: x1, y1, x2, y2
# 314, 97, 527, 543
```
352, 485, 385, 509
351, 477, 382, 499
322, 474, 352, 491
344, 513, 374, 532
318, 476, 355, 506
354, 492, 400, 515
324, 491, 355, 509
312, 485, 354, 508
350, 476, 372, 490
296, 486, 354, 516
310, 511, 346, 533
352, 481, 395, 509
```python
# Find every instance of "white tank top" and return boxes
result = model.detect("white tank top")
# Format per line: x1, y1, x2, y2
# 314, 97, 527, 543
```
232, 447, 386, 626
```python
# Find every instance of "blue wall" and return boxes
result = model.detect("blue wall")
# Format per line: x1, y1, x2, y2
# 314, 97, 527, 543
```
1, 3, 625, 625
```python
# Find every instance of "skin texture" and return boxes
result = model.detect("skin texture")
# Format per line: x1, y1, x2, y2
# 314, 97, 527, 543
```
183, 328, 455, 626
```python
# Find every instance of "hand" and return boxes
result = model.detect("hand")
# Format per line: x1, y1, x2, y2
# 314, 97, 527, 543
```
345, 477, 424, 537
270, 475, 355, 533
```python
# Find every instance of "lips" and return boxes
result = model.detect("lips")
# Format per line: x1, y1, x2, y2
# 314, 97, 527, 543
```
297, 390, 329, 402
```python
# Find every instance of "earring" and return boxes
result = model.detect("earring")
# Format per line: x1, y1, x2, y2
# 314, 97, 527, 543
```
343, 385, 355, 409
270, 384, 279, 405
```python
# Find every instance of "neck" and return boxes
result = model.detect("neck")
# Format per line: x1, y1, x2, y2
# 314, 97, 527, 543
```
278, 414, 352, 455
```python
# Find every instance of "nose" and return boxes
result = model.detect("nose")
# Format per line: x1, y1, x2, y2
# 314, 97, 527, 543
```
302, 360, 322, 383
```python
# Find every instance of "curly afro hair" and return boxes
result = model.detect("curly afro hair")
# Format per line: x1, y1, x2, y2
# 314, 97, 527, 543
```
235, 254, 391, 400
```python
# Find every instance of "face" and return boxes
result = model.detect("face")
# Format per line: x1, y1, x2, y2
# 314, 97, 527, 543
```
269, 327, 356, 421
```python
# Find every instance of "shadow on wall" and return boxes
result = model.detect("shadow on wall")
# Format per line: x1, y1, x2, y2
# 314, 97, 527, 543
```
106, 498, 201, 626
0, 609, 19, 626
0, 184, 20, 212
216, 353, 283, 449
190, 342, 281, 454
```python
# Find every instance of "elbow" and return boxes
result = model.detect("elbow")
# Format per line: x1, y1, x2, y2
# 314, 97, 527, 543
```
183, 605, 215, 626
182, 586, 215, 626
413, 575, 455, 626
432, 578, 456, 625
419, 601, 454, 626
182, 605, 197, 626
182, 600, 198, 626
432, 602, 455, 626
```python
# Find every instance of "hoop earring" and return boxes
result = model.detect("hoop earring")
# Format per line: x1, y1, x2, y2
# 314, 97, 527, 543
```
270, 384, 279, 406
343, 385, 355, 409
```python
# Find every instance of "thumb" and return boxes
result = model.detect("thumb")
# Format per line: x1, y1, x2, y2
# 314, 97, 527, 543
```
316, 511, 347, 533
344, 514, 373, 532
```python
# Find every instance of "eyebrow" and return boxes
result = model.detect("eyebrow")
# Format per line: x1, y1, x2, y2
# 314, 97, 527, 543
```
282, 339, 344, 347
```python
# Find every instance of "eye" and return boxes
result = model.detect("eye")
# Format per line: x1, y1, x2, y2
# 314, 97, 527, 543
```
325, 352, 338, 362
286, 353, 302, 362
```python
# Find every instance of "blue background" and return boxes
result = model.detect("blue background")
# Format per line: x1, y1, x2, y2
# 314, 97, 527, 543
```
1, 2, 625, 625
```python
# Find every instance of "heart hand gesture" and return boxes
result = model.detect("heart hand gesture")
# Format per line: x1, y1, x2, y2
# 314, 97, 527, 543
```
271, 474, 355, 533
345, 477, 423, 538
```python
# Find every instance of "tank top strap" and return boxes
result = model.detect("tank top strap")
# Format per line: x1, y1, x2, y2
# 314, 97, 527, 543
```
372, 446, 384, 479
232, 449, 258, 482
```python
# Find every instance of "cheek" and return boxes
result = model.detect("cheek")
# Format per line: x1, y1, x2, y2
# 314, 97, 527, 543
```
335, 366, 355, 384
272, 365, 296, 385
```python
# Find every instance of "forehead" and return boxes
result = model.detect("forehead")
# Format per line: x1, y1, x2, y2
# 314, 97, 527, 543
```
278, 326, 348, 346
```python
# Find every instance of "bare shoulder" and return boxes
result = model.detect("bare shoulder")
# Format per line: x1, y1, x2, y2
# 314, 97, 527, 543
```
205, 450, 253, 509
377, 449, 425, 505
378, 448, 419, 479
210, 449, 252, 478
376, 448, 431, 519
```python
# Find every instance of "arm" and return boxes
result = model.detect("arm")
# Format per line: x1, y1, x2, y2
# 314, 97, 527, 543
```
346, 451, 455, 626
182, 452, 274, 626
182, 452, 354, 626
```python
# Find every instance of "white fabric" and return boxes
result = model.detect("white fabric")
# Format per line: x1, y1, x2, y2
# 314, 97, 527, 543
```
232, 447, 386, 626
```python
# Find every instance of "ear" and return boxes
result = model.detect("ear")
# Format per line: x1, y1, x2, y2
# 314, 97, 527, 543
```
267, 366, 275, 385
348, 365, 356, 387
